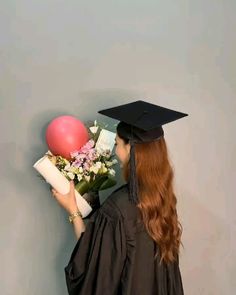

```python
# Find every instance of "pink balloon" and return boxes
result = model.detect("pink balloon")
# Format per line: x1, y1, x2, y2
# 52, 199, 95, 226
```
46, 116, 89, 159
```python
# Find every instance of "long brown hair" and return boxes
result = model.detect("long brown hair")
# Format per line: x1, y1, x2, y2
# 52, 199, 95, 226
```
119, 132, 182, 264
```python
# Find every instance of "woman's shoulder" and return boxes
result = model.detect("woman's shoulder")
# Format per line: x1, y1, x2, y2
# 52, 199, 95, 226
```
101, 183, 138, 221
109, 183, 129, 201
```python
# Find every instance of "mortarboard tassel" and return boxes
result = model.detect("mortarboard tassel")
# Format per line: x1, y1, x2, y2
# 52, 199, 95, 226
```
128, 140, 139, 204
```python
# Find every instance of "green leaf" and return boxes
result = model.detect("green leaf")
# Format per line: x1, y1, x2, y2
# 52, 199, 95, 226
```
89, 175, 108, 191
75, 180, 90, 195
99, 176, 117, 190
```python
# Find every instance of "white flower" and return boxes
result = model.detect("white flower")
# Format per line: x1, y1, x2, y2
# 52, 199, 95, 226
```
105, 161, 113, 167
77, 174, 83, 181
108, 168, 116, 176
100, 163, 108, 174
70, 166, 78, 174
100, 149, 111, 157
79, 167, 83, 173
64, 163, 71, 171
89, 165, 99, 174
89, 126, 99, 134
84, 175, 91, 182
89, 162, 102, 174
67, 172, 75, 180
112, 159, 118, 164
95, 161, 102, 169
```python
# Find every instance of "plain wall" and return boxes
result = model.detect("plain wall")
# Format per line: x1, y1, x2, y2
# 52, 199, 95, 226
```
0, 1, 235, 294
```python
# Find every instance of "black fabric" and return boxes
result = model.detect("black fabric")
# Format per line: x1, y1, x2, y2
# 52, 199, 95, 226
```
116, 121, 164, 144
98, 100, 188, 132
65, 184, 184, 295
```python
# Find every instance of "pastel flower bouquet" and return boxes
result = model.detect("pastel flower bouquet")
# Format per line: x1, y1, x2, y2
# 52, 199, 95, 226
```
33, 116, 117, 219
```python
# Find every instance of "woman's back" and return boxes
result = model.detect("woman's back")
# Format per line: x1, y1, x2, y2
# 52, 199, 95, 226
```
65, 184, 184, 295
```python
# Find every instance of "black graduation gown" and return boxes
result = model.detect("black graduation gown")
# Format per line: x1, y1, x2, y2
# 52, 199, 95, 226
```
64, 184, 184, 295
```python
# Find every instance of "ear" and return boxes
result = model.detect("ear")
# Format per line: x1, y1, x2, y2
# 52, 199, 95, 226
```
125, 142, 131, 155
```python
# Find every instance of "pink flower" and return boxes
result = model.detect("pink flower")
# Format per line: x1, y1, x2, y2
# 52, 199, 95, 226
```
80, 139, 95, 153
70, 150, 79, 158
72, 159, 83, 168
87, 149, 97, 161
76, 154, 87, 160
83, 162, 90, 171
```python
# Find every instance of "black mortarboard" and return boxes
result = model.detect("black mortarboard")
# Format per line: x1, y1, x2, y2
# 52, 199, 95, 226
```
98, 100, 188, 203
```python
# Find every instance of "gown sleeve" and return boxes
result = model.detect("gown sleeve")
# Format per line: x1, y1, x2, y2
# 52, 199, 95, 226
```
64, 204, 127, 295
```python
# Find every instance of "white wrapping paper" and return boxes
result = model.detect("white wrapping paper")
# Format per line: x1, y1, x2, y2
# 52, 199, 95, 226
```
95, 129, 116, 153
33, 156, 92, 218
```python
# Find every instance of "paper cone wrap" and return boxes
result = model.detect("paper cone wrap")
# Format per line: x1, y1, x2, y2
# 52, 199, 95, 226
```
33, 156, 92, 218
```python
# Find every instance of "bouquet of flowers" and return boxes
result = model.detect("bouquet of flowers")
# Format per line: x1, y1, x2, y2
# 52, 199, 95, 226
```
33, 117, 117, 218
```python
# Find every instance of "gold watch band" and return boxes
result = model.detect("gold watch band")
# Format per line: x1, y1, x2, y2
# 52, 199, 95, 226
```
68, 210, 83, 223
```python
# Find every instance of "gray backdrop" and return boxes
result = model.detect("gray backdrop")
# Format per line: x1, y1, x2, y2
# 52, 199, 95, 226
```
0, 0, 235, 294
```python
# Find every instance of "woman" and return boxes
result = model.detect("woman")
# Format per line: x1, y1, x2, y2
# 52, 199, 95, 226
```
52, 100, 187, 295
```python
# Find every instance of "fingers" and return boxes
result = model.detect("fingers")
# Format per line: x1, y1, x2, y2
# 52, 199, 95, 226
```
51, 188, 66, 207
51, 182, 74, 199
51, 188, 59, 199
51, 184, 78, 213
51, 182, 74, 201
70, 180, 75, 190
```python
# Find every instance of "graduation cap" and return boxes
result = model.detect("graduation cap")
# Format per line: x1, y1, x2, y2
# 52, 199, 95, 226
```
98, 100, 188, 203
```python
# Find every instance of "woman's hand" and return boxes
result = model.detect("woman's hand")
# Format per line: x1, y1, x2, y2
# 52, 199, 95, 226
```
51, 181, 78, 214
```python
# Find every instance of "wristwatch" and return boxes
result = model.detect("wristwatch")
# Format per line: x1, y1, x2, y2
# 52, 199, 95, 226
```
68, 210, 82, 223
